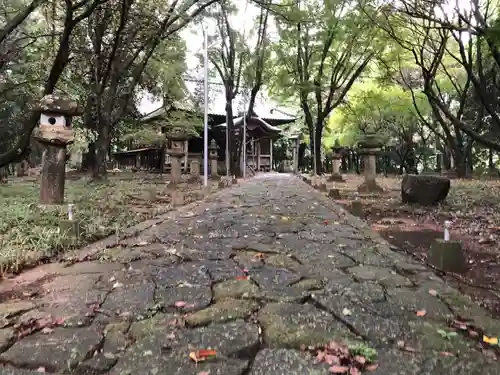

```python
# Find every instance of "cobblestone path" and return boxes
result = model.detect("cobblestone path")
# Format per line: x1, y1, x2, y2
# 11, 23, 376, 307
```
1, 174, 500, 374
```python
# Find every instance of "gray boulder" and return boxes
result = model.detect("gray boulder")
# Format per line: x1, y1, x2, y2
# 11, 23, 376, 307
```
401, 174, 450, 205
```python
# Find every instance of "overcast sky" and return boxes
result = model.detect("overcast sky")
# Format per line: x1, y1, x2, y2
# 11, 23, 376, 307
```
138, 1, 279, 115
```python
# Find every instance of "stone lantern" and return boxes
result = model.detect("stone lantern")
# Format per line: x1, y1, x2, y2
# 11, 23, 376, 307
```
32, 94, 81, 204
357, 133, 383, 193
328, 139, 345, 182
208, 139, 220, 180
166, 124, 198, 184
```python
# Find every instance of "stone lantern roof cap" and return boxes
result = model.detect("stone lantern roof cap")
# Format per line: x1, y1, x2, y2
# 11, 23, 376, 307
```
33, 94, 82, 116
358, 133, 384, 149
165, 124, 200, 140
209, 139, 219, 150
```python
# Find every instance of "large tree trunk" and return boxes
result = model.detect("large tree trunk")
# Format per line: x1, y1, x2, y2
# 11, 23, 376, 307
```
91, 121, 111, 181
314, 120, 324, 175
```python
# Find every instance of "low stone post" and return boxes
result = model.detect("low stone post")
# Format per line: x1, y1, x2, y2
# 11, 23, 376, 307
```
209, 139, 220, 180
166, 142, 184, 185
328, 139, 344, 182
166, 125, 197, 184
190, 159, 200, 178
357, 134, 383, 193
32, 94, 81, 204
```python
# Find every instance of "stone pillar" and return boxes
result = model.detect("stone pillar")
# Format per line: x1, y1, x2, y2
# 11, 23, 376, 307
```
270, 138, 273, 171
169, 155, 182, 184
256, 141, 261, 171
357, 135, 383, 193
167, 139, 187, 185
328, 139, 344, 182
190, 159, 200, 178
32, 94, 81, 204
208, 139, 220, 180
184, 140, 189, 172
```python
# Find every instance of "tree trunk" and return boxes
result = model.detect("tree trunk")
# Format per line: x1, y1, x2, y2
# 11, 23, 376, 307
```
314, 120, 323, 175
91, 121, 110, 181
40, 144, 67, 204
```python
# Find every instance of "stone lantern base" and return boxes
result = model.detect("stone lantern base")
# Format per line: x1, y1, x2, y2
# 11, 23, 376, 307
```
327, 174, 344, 182
357, 179, 383, 193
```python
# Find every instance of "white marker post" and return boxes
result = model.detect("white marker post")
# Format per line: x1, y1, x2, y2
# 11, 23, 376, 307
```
68, 203, 74, 221
444, 220, 451, 241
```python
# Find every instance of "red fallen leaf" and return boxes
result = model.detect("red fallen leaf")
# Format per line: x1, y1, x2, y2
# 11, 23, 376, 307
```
416, 309, 426, 317
324, 220, 329, 225
53, 318, 65, 326
189, 349, 217, 363
365, 363, 379, 372
328, 365, 349, 374
235, 276, 248, 280
197, 349, 217, 358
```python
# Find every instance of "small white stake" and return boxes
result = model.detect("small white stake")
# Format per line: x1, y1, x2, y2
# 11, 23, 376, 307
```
444, 220, 451, 241
354, 192, 359, 201
68, 204, 74, 221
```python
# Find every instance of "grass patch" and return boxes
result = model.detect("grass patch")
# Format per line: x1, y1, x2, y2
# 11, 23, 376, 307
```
0, 173, 213, 274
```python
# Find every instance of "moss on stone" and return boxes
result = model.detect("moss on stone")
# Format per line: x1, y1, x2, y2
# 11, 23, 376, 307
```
213, 279, 260, 301
185, 299, 259, 327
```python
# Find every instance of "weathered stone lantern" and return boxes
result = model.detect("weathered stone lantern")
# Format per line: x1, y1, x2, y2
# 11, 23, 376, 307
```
208, 139, 220, 180
166, 124, 198, 184
328, 139, 345, 182
357, 133, 383, 193
32, 94, 81, 204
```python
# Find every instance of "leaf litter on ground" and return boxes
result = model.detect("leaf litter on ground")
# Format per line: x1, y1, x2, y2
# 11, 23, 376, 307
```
306, 341, 378, 373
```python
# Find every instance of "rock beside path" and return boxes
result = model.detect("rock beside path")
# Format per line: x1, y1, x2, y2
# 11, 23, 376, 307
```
401, 174, 450, 205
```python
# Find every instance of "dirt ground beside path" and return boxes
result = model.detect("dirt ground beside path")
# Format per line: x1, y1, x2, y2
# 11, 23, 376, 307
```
329, 174, 500, 317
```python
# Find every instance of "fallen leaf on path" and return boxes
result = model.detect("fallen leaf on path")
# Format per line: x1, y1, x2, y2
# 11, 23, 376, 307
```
428, 289, 438, 296
41, 327, 53, 334
439, 351, 454, 357
416, 309, 426, 317
342, 308, 352, 316
189, 350, 217, 363
174, 301, 187, 308
468, 329, 479, 338
452, 319, 468, 330
483, 335, 498, 345
328, 365, 349, 373
235, 276, 248, 280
